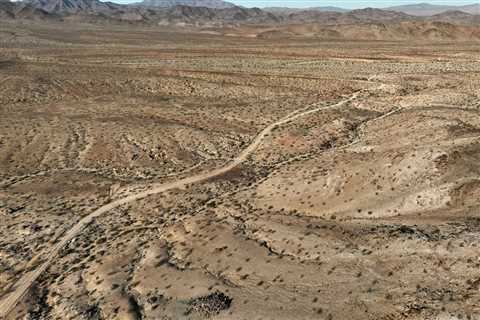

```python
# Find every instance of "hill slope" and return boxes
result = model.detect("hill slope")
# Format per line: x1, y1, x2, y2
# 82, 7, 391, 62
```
0, 0, 57, 19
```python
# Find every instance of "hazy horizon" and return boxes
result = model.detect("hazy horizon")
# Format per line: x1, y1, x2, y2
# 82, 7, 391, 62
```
232, 0, 479, 9
105, 0, 480, 9
8, 0, 480, 9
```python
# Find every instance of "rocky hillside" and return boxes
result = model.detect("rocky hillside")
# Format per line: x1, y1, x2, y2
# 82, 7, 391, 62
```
0, 0, 57, 19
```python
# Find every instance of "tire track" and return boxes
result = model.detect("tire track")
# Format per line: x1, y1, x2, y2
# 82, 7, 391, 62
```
0, 90, 362, 317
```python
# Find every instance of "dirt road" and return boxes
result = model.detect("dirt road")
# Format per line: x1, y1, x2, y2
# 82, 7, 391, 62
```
0, 91, 360, 318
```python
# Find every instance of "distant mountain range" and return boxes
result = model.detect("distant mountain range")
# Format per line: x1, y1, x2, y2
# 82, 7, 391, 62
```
386, 3, 480, 16
0, 0, 281, 23
24, 0, 119, 14
263, 6, 349, 15
287, 8, 415, 25
1, 0, 480, 28
264, 3, 480, 17
139, 0, 235, 9
1, 0, 480, 41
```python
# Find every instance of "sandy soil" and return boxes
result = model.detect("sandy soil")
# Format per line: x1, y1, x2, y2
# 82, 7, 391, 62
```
1, 22, 480, 320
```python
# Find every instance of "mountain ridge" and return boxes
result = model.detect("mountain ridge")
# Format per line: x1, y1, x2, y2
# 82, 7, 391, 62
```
138, 0, 235, 9
386, 3, 480, 16
3, 0, 480, 29
263, 6, 349, 15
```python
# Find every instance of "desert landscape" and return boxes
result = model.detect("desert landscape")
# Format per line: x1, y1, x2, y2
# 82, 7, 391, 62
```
1, 0, 480, 319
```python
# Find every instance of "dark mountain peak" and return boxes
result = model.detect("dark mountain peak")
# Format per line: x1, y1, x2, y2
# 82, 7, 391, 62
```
0, 0, 59, 19
23, 0, 121, 14
0, 0, 16, 18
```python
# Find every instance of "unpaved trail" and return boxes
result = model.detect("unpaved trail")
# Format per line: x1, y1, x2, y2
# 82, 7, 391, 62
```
0, 91, 361, 318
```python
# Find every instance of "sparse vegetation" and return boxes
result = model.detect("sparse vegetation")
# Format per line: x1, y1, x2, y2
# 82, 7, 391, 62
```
1, 15, 480, 320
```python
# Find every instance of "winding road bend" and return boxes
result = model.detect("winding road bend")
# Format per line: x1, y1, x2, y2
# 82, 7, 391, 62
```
0, 91, 361, 318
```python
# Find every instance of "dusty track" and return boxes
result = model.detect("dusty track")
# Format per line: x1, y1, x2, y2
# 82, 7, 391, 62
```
0, 90, 361, 317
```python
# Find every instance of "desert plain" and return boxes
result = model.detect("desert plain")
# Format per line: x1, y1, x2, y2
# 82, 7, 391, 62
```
1, 20, 480, 320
